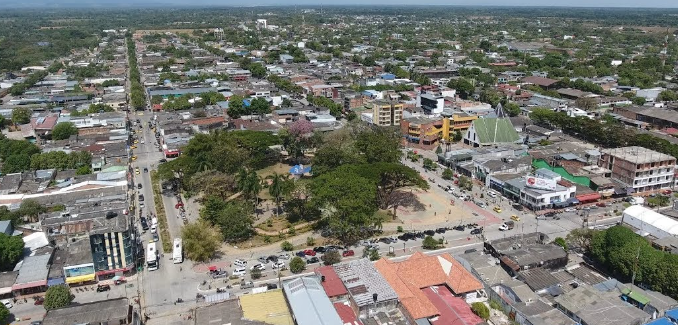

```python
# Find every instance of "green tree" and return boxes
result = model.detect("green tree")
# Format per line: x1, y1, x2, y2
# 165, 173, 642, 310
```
0, 304, 9, 325
422, 158, 437, 171
16, 199, 46, 223
471, 302, 490, 320
213, 201, 255, 242
575, 97, 598, 111
181, 220, 223, 262
227, 95, 247, 118
281, 241, 294, 251
281, 98, 293, 107
505, 102, 521, 117
321, 250, 342, 265
453, 129, 463, 142
566, 228, 597, 251
369, 248, 381, 261
479, 89, 502, 107
44, 285, 73, 310
442, 168, 454, 180
0, 233, 24, 271
268, 172, 293, 217
354, 127, 402, 163
76, 166, 91, 175
458, 175, 473, 191
250, 97, 271, 115
11, 108, 31, 125
422, 236, 439, 249
658, 90, 678, 102
632, 97, 646, 105
251, 267, 262, 279
52, 122, 78, 140
306, 237, 316, 246
553, 237, 568, 251
447, 78, 474, 99
289, 256, 306, 274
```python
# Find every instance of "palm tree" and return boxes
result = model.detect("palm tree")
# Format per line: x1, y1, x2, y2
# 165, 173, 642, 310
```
267, 172, 292, 218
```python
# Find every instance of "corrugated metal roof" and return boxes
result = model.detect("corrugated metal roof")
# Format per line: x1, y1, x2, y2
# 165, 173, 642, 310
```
240, 289, 293, 325
282, 277, 343, 325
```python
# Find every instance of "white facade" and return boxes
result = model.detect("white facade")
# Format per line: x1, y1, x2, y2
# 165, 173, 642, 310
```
520, 184, 576, 210
623, 205, 678, 239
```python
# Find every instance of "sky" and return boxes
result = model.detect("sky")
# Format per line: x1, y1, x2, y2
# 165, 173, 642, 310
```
2, 0, 678, 8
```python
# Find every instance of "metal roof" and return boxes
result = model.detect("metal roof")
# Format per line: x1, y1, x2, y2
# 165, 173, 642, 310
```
282, 277, 343, 325
334, 258, 398, 307
14, 254, 51, 286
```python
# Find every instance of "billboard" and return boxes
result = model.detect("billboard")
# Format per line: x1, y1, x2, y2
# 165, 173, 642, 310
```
525, 176, 557, 191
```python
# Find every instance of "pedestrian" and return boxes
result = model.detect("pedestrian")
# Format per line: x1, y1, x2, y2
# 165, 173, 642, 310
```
434, 212, 437, 216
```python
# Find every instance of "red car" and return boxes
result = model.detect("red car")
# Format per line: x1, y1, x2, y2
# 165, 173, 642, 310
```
342, 250, 355, 257
303, 249, 316, 256
596, 202, 607, 207
175, 203, 184, 209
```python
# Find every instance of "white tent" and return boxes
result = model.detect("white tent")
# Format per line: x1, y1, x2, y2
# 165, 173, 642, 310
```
622, 205, 678, 239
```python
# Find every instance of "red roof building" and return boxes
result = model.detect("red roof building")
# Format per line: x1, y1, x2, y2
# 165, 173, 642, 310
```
333, 302, 363, 325
315, 266, 348, 299
423, 286, 483, 325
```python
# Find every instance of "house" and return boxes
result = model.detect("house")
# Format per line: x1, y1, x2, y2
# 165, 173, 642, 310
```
374, 252, 484, 324
555, 285, 650, 325
42, 298, 132, 325
522, 76, 560, 90
315, 266, 349, 301
333, 258, 399, 318
463, 118, 520, 147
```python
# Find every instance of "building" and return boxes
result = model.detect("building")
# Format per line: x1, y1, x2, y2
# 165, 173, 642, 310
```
315, 266, 349, 301
42, 297, 132, 325
12, 253, 52, 295
419, 93, 445, 114
240, 290, 294, 325
599, 146, 676, 193
555, 285, 650, 325
522, 76, 559, 90
375, 252, 484, 324
368, 100, 403, 127
464, 118, 520, 147
622, 205, 678, 239
196, 298, 270, 325
282, 277, 343, 325
401, 116, 443, 149
333, 258, 399, 318
343, 92, 365, 111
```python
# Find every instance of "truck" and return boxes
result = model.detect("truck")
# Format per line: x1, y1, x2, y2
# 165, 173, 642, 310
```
173, 238, 183, 264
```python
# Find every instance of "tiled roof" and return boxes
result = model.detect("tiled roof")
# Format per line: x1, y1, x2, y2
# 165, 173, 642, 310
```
333, 302, 363, 325
375, 252, 483, 320
315, 266, 348, 298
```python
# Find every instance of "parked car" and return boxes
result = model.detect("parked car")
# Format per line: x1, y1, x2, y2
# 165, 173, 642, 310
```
470, 228, 483, 235
96, 284, 111, 292
34, 297, 44, 305
250, 263, 266, 271
564, 208, 576, 212
240, 281, 254, 289
423, 229, 435, 236
152, 232, 159, 242
232, 268, 247, 277
150, 224, 157, 234
303, 249, 316, 256
272, 261, 286, 269
596, 202, 607, 207
313, 246, 326, 253
464, 248, 478, 254
233, 259, 247, 267
257, 256, 268, 264
212, 270, 228, 279
266, 283, 278, 290
435, 228, 447, 234
278, 253, 291, 260
510, 215, 521, 222
306, 257, 320, 264
140, 217, 149, 231
296, 251, 306, 257
138, 194, 145, 202
326, 245, 344, 251
267, 255, 279, 263
342, 250, 355, 257
499, 224, 509, 231
1, 299, 11, 309
493, 206, 502, 213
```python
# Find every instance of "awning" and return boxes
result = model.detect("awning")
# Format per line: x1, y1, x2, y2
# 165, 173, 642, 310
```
65, 273, 96, 284
0, 287, 12, 295
96, 264, 134, 276
47, 278, 65, 287
666, 308, 678, 320
566, 197, 580, 204
576, 193, 601, 202
622, 287, 650, 305
12, 280, 48, 291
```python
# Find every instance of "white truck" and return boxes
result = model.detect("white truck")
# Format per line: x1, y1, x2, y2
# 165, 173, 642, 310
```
173, 238, 183, 264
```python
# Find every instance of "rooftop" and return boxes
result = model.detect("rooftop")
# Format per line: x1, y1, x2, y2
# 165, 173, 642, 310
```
334, 258, 399, 307
282, 277, 343, 325
555, 285, 650, 325
315, 266, 348, 298
240, 289, 293, 325
195, 298, 268, 325
14, 253, 51, 288
42, 297, 130, 325
602, 146, 675, 164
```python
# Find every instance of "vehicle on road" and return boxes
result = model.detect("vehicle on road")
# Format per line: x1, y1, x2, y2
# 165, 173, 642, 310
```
596, 202, 607, 207
144, 167, 148, 173
175, 202, 184, 209
34, 297, 44, 305
97, 284, 111, 292
306, 257, 320, 264
2, 299, 13, 309
476, 201, 486, 208
278, 253, 290, 260
159, 158, 167, 163
510, 215, 520, 222
140, 217, 149, 231
173, 238, 183, 264
240, 281, 254, 289
212, 270, 228, 279
272, 261, 286, 269
342, 250, 355, 257
152, 232, 159, 242
493, 207, 502, 213
499, 224, 509, 231
137, 183, 142, 189
135, 167, 140, 174
313, 246, 326, 253
428, 177, 435, 183
250, 263, 266, 271
132, 156, 138, 162
232, 268, 246, 277
303, 249, 316, 256
564, 208, 576, 212
470, 228, 483, 235
487, 191, 497, 198
138, 194, 145, 202
150, 224, 157, 234
147, 242, 158, 271
233, 259, 247, 267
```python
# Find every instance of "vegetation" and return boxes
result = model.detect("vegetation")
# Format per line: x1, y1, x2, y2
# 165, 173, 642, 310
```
127, 36, 146, 110
321, 250, 342, 265
44, 285, 73, 310
281, 241, 294, 251
422, 236, 440, 250
52, 122, 78, 140
553, 237, 568, 251
289, 256, 306, 274
11, 107, 31, 125
0, 304, 8, 325
0, 233, 25, 271
471, 302, 490, 320
181, 220, 222, 262
70, 103, 115, 116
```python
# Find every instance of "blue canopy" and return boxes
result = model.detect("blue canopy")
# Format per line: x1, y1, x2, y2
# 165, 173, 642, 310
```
667, 308, 678, 321
646, 318, 673, 325
289, 165, 311, 175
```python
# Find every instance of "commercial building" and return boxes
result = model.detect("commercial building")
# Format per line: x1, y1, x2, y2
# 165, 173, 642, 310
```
464, 117, 520, 147
240, 289, 293, 325
401, 111, 478, 149
599, 146, 676, 193
42, 297, 132, 325
334, 258, 399, 318
282, 277, 343, 325
12, 253, 52, 295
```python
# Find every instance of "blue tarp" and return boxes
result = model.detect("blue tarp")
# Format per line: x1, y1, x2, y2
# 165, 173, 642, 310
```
646, 317, 673, 325
666, 308, 678, 321
289, 165, 311, 175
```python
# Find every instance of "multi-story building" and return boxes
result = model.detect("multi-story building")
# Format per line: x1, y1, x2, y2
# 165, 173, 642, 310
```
401, 111, 478, 149
370, 100, 403, 127
599, 146, 676, 193
343, 92, 364, 111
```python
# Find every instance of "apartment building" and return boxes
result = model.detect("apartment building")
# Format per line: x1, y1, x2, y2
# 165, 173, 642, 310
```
599, 146, 676, 193
370, 100, 403, 127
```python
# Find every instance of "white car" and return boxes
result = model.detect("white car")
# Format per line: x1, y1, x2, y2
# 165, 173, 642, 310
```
1, 299, 12, 309
564, 208, 576, 212
278, 253, 290, 260
498, 224, 509, 231
232, 268, 247, 277
150, 224, 157, 233
233, 259, 248, 267
250, 263, 266, 271
272, 261, 286, 269
487, 191, 497, 198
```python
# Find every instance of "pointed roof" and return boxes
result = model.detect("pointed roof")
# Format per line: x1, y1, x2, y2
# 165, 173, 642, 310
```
495, 103, 507, 118
471, 117, 519, 144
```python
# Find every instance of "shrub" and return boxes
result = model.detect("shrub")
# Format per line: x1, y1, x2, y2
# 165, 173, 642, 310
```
306, 237, 315, 246
471, 302, 490, 320
281, 241, 293, 251
289, 256, 306, 274
422, 236, 439, 250
251, 267, 262, 279
44, 285, 73, 310
397, 226, 404, 233
321, 250, 342, 265
554, 237, 568, 251
489, 299, 503, 310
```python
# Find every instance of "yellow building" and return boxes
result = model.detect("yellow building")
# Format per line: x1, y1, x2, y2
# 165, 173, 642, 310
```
401, 111, 477, 149
369, 100, 403, 126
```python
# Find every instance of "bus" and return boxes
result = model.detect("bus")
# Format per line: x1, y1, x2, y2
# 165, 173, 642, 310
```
173, 238, 183, 264
146, 242, 158, 271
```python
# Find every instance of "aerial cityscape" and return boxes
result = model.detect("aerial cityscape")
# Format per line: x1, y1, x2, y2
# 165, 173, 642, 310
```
1, 3, 678, 325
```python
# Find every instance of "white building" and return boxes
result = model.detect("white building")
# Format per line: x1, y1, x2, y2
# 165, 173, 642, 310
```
256, 19, 267, 30
622, 205, 678, 239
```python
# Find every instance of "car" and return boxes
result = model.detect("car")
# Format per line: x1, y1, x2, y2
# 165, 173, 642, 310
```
414, 232, 426, 239
342, 250, 355, 257
212, 270, 228, 279
510, 215, 520, 222
327, 245, 345, 251
493, 207, 502, 213
378, 237, 393, 244
278, 253, 290, 260
306, 257, 320, 264
453, 225, 465, 231
134, 165, 139, 172
436, 228, 447, 234
143, 167, 149, 173
139, 194, 145, 202
487, 191, 497, 198
2, 299, 12, 309
240, 281, 254, 289
499, 224, 509, 231
137, 183, 142, 189
476, 202, 486, 208
175, 202, 184, 209
233, 259, 247, 267
360, 240, 374, 247
313, 246, 326, 253
464, 248, 478, 254
232, 268, 247, 277
272, 261, 286, 269
150, 224, 157, 233
424, 229, 435, 236
428, 177, 436, 183
133, 156, 138, 162
96, 284, 111, 292
257, 256, 268, 264
141, 140, 145, 144
152, 232, 159, 242
296, 251, 306, 257
267, 255, 279, 263
30, 321, 42, 325
266, 283, 278, 290
250, 263, 266, 271
140, 217, 149, 231
303, 249, 316, 256
159, 158, 167, 163
564, 208, 576, 212
131, 145, 137, 150
596, 202, 607, 207
134, 140, 139, 144
470, 228, 483, 235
